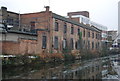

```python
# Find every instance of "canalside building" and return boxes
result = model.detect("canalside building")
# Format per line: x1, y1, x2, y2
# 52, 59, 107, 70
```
0, 6, 102, 58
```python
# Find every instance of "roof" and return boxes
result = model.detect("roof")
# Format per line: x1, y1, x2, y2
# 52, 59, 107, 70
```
108, 30, 117, 32
7, 11, 19, 15
1, 30, 37, 36
1, 28, 49, 35
52, 13, 101, 33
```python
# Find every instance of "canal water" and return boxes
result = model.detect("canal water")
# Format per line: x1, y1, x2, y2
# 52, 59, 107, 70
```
2, 54, 120, 80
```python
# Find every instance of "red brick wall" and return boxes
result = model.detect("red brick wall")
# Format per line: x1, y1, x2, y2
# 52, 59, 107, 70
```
1, 39, 37, 55
2, 41, 20, 54
20, 11, 52, 30
19, 39, 37, 55
36, 31, 51, 55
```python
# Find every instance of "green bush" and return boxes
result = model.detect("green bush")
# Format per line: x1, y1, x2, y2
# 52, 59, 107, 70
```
64, 54, 75, 61
80, 50, 97, 60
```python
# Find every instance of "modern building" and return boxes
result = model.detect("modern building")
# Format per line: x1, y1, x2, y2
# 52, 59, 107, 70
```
0, 6, 102, 58
90, 21, 107, 42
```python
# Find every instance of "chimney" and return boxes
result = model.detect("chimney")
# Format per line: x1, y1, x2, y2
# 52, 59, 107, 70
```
45, 6, 50, 12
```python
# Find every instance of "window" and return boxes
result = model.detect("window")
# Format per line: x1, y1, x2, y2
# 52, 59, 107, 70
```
92, 32, 94, 38
88, 41, 90, 49
70, 38, 74, 49
97, 34, 99, 40
98, 42, 100, 49
78, 28, 80, 35
7, 18, 13, 25
54, 36, 58, 49
88, 31, 90, 37
83, 40, 86, 48
14, 19, 19, 26
92, 42, 94, 49
63, 39, 67, 49
83, 29, 85, 37
75, 42, 77, 49
99, 34, 101, 40
42, 36, 47, 49
96, 43, 98, 49
30, 21, 35, 30
64, 23, 67, 33
76, 40, 80, 49
98, 34, 101, 40
96, 34, 98, 39
83, 40, 85, 47
71, 25, 74, 34
55, 22, 59, 31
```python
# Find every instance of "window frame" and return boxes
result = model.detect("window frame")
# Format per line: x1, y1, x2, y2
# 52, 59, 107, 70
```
64, 23, 67, 33
55, 22, 59, 31
42, 36, 47, 49
54, 36, 59, 49
71, 25, 74, 34
78, 28, 80, 35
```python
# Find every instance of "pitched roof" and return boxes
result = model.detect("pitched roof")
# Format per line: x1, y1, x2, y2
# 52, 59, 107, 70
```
52, 13, 101, 33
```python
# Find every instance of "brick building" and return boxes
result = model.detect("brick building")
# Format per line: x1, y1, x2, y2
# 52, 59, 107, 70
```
67, 11, 107, 42
0, 6, 102, 58
107, 31, 117, 42
0, 7, 20, 30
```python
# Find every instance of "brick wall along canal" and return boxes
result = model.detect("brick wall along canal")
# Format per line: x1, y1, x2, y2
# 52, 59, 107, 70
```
2, 55, 120, 80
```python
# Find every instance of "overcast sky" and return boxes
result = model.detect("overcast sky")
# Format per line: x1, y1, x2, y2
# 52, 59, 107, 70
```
0, 0, 119, 30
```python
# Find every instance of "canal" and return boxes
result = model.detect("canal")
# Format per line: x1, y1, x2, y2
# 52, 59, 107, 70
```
2, 54, 120, 80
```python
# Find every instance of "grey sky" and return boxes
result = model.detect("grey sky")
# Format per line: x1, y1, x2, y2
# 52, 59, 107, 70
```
0, 0, 119, 30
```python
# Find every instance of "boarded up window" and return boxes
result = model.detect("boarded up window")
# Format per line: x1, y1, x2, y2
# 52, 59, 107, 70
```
42, 36, 47, 49
54, 36, 58, 49
63, 39, 67, 49
77, 40, 80, 49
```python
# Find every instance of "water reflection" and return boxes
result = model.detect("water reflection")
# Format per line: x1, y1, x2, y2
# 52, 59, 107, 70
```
3, 55, 119, 80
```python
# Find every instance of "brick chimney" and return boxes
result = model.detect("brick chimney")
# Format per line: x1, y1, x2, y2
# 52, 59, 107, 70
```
45, 6, 50, 12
